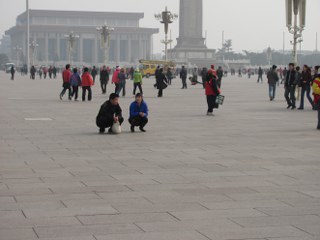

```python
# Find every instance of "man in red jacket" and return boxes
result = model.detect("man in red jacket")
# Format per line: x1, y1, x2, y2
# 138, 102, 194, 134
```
60, 64, 72, 100
81, 67, 94, 101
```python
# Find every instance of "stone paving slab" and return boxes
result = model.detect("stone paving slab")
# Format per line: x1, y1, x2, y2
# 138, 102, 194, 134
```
1, 72, 320, 239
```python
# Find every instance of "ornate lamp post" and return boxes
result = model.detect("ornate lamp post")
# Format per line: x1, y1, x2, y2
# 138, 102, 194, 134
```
286, 0, 306, 64
29, 40, 38, 66
97, 24, 114, 65
155, 6, 178, 62
64, 32, 79, 65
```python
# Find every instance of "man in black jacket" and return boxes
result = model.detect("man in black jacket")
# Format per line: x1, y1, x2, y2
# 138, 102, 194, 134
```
96, 93, 124, 134
284, 63, 297, 110
100, 66, 109, 94
180, 66, 188, 89
267, 65, 279, 101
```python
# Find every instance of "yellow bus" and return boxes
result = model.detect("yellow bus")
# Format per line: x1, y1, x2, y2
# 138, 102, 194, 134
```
139, 59, 176, 78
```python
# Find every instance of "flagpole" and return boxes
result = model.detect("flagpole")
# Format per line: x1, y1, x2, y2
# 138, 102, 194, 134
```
27, 0, 30, 73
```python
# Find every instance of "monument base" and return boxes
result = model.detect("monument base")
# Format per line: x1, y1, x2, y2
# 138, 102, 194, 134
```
168, 47, 216, 67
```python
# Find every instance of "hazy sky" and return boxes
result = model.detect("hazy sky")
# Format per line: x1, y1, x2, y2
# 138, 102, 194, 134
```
0, 0, 319, 53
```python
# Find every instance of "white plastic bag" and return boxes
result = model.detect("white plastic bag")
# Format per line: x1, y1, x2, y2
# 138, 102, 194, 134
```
111, 121, 122, 134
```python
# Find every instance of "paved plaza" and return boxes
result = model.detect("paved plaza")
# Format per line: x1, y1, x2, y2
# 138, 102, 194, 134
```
0, 71, 320, 240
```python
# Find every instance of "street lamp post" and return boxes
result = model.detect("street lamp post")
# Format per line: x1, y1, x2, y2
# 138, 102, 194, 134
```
64, 32, 79, 65
286, 0, 306, 65
96, 24, 114, 65
155, 6, 178, 62
29, 40, 38, 66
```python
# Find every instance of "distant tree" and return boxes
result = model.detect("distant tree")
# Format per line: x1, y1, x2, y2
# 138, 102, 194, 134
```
223, 39, 233, 53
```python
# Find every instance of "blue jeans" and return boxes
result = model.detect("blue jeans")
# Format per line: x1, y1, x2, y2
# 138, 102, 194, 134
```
299, 86, 314, 109
268, 84, 276, 100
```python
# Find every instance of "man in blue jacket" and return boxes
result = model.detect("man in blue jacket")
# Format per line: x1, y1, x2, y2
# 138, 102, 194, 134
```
129, 93, 149, 132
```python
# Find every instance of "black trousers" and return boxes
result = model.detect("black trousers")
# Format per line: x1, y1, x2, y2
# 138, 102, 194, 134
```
158, 89, 163, 97
207, 95, 217, 113
133, 83, 143, 95
100, 80, 107, 94
129, 116, 148, 128
97, 116, 124, 130
284, 86, 296, 107
182, 78, 187, 88
71, 86, 79, 100
60, 83, 71, 99
82, 86, 92, 101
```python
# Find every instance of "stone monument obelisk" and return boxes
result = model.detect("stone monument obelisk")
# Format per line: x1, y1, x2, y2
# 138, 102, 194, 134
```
169, 0, 215, 66
176, 0, 206, 48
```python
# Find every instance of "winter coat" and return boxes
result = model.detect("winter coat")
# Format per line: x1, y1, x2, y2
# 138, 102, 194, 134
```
180, 68, 187, 79
156, 73, 168, 90
96, 100, 123, 121
300, 70, 312, 89
112, 69, 120, 84
133, 71, 142, 84
285, 70, 296, 87
312, 76, 320, 105
118, 72, 127, 84
267, 70, 279, 85
100, 69, 109, 82
81, 72, 94, 87
70, 73, 81, 87
62, 69, 72, 83
129, 101, 149, 118
205, 78, 220, 96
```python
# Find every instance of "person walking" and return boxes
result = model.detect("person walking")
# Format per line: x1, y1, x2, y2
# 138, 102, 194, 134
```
30, 66, 36, 80
100, 65, 109, 94
154, 66, 161, 88
117, 68, 127, 97
312, 70, 320, 130
133, 68, 143, 95
166, 68, 173, 85
217, 66, 223, 88
284, 63, 297, 110
156, 68, 168, 97
81, 67, 94, 101
129, 93, 149, 133
112, 67, 121, 93
257, 67, 263, 83
205, 68, 220, 116
96, 93, 124, 134
201, 67, 208, 89
60, 64, 72, 100
91, 66, 98, 83
298, 65, 314, 110
295, 66, 302, 102
70, 68, 81, 101
180, 66, 188, 89
267, 65, 279, 101
10, 66, 15, 80
52, 66, 57, 79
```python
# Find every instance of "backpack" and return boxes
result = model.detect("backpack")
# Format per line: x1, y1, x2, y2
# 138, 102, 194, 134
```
312, 79, 320, 95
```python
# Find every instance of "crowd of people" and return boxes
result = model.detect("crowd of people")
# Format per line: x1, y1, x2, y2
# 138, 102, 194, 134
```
265, 63, 320, 130
57, 63, 223, 134
9, 60, 319, 132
